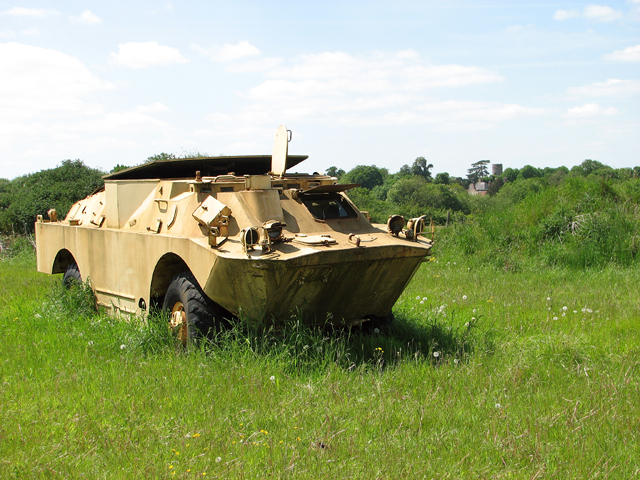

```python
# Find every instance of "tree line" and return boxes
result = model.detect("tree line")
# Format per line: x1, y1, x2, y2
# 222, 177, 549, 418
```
1, 154, 638, 235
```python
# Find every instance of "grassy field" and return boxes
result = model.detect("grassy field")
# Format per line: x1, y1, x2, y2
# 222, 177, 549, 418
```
1, 246, 638, 479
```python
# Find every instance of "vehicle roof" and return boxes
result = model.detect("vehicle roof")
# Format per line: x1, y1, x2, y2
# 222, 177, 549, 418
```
103, 155, 309, 180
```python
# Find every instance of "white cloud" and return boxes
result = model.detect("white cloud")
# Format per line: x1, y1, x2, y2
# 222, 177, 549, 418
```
567, 78, 640, 97
553, 5, 622, 22
584, 5, 623, 21
200, 50, 544, 135
0, 42, 113, 121
209, 40, 260, 62
553, 9, 580, 20
605, 44, 640, 62
70, 10, 102, 24
135, 102, 170, 113
564, 103, 618, 118
1, 7, 57, 17
109, 42, 188, 69
224, 57, 283, 73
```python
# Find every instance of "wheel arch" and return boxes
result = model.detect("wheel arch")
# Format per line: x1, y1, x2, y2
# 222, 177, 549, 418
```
52, 249, 76, 274
150, 253, 192, 304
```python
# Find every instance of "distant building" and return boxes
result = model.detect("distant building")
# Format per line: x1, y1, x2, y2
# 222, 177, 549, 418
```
468, 181, 490, 196
492, 163, 503, 176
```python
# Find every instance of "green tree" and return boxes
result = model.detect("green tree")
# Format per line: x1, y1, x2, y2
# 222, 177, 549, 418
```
0, 160, 104, 233
467, 160, 490, 183
410, 157, 433, 180
434, 172, 450, 185
518, 165, 542, 180
342, 165, 386, 190
325, 166, 345, 178
146, 152, 176, 163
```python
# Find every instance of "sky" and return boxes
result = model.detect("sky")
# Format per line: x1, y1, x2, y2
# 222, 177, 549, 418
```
0, 1, 639, 180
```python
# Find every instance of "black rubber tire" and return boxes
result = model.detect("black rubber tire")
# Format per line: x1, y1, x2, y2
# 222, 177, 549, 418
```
163, 272, 216, 345
62, 262, 82, 288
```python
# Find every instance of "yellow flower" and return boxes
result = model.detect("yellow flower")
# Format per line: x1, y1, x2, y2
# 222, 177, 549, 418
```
192, 433, 201, 438
168, 465, 173, 469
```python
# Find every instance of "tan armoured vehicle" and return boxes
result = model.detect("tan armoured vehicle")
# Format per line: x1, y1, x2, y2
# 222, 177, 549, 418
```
36, 126, 433, 341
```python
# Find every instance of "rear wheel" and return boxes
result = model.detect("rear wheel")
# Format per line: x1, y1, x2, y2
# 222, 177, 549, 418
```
62, 262, 82, 288
163, 272, 216, 346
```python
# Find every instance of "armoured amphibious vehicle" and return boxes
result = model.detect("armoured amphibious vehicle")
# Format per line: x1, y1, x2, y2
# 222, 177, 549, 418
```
36, 126, 433, 341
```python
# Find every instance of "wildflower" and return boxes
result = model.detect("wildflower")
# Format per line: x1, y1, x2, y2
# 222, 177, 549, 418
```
453, 261, 457, 265
433, 351, 440, 358
454, 358, 459, 364
465, 322, 470, 327
495, 403, 502, 409
546, 297, 551, 301
420, 300, 424, 305
373, 328, 380, 334
192, 433, 201, 438
215, 457, 222, 463
472, 308, 476, 314
303, 345, 309, 350
88, 341, 94, 346
416, 295, 421, 300
462, 295, 468, 300
422, 297, 427, 301
573, 310, 578, 314
35, 313, 41, 319
168, 465, 173, 469
553, 316, 558, 320
375, 347, 384, 353
269, 376, 275, 381
120, 344, 126, 350
563, 306, 568, 311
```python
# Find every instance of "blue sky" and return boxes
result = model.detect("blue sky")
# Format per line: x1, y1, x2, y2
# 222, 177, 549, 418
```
1, 1, 638, 179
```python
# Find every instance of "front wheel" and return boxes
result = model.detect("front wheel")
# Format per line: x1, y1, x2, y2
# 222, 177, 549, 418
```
163, 272, 216, 345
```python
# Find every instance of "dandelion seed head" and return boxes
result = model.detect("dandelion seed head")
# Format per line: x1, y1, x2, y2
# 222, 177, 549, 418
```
120, 344, 126, 350
422, 296, 427, 301
420, 300, 424, 305
416, 295, 421, 300
472, 308, 476, 313
553, 316, 558, 320
563, 306, 568, 311
433, 351, 440, 358
454, 358, 460, 364
462, 295, 468, 300
88, 341, 94, 346
269, 376, 275, 381
546, 297, 551, 301
495, 403, 502, 409
373, 328, 380, 334
215, 456, 222, 463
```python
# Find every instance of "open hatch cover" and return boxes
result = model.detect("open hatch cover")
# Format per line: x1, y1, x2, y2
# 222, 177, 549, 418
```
300, 184, 360, 195
104, 155, 309, 180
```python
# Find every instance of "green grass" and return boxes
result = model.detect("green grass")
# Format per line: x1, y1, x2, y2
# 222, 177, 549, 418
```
1, 250, 639, 478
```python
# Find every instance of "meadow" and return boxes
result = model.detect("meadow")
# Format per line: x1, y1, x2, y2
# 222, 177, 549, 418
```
1, 235, 638, 479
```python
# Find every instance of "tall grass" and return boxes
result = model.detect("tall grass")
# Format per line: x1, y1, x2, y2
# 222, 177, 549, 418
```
1, 248, 639, 478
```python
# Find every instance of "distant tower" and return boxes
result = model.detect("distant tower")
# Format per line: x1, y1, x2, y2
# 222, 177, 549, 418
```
492, 163, 503, 176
